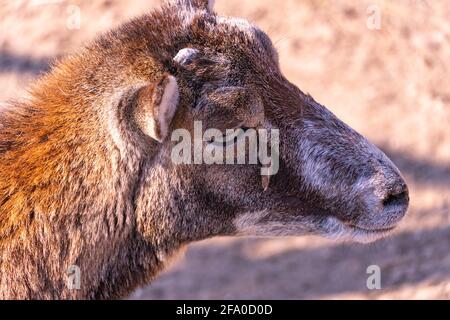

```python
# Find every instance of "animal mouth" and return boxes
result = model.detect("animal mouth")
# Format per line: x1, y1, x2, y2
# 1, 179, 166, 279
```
346, 224, 397, 234
343, 222, 398, 243
330, 219, 399, 243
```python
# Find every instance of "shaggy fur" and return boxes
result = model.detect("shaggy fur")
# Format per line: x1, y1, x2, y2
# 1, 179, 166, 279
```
0, 0, 408, 299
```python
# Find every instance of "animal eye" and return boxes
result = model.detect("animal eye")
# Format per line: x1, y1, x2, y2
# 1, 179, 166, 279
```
207, 127, 253, 146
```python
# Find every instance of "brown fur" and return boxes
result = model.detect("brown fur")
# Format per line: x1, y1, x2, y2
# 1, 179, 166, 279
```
0, 0, 408, 299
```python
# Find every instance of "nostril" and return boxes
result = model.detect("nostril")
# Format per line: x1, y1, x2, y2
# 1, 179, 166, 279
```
382, 188, 409, 208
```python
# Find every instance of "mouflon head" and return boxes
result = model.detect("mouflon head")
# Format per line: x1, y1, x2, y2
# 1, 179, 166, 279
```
106, 0, 409, 244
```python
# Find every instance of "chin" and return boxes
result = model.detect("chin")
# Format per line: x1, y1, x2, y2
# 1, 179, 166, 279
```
320, 216, 398, 244
233, 211, 399, 243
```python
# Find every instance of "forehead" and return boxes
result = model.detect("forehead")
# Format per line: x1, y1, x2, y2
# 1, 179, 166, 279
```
186, 12, 279, 72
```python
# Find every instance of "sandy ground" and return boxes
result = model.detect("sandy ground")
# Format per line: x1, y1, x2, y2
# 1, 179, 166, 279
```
1, 0, 449, 299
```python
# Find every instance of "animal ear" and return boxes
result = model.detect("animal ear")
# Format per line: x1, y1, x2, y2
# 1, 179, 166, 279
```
175, 0, 215, 12
133, 75, 179, 142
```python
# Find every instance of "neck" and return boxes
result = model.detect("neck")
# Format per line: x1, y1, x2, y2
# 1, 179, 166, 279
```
0, 74, 167, 299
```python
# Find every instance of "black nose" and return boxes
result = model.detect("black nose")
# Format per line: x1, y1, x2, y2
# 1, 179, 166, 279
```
381, 180, 409, 210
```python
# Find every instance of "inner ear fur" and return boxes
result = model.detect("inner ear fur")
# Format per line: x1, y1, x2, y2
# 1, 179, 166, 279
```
133, 75, 179, 142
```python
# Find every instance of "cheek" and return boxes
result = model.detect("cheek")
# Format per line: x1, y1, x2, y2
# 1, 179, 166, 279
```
201, 164, 263, 200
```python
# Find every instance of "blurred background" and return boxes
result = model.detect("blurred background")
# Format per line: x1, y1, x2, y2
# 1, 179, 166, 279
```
1, 0, 449, 299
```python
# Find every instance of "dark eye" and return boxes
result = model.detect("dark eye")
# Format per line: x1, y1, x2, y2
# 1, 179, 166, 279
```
207, 127, 253, 146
